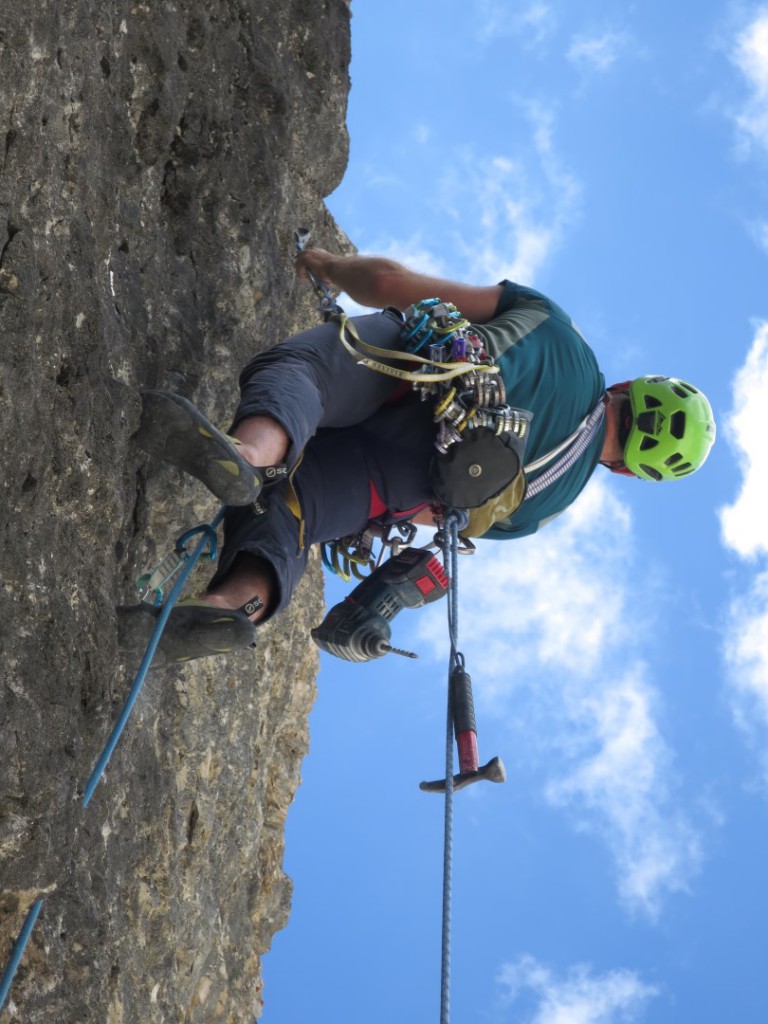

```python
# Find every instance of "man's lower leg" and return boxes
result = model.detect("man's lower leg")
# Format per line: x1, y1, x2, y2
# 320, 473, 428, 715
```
202, 552, 276, 623
232, 415, 289, 470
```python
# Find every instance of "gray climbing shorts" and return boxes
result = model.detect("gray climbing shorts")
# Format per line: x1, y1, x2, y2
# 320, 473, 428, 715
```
207, 310, 438, 616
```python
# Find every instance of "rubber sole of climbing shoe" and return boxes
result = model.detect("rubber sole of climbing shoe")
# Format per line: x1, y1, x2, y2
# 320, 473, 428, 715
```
136, 390, 263, 506
117, 602, 257, 670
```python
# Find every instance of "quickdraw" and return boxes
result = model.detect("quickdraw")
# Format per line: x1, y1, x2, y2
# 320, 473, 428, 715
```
321, 520, 418, 581
321, 513, 479, 582
400, 298, 528, 454
294, 227, 344, 321
136, 522, 220, 606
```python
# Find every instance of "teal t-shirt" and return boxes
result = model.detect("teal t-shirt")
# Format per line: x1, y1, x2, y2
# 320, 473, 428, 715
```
471, 281, 606, 539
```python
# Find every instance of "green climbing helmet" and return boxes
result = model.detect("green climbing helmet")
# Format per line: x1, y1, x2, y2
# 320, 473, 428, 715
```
623, 375, 716, 482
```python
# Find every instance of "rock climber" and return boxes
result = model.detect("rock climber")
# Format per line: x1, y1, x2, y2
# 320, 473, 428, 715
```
118, 247, 716, 666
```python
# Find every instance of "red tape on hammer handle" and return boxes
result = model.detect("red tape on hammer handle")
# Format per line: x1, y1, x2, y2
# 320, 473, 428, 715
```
451, 665, 479, 774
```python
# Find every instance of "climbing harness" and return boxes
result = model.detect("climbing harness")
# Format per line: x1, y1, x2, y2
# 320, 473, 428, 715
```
321, 298, 531, 573
335, 299, 532, 529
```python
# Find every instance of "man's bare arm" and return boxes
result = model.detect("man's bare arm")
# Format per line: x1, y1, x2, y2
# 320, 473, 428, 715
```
296, 248, 503, 324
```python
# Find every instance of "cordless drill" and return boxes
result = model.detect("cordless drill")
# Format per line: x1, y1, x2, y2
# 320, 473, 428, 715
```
311, 547, 449, 662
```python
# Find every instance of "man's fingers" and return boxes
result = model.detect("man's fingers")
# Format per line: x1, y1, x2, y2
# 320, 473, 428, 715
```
296, 248, 331, 283
295, 250, 314, 279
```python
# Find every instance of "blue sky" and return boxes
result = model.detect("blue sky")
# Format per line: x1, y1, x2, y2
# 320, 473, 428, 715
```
264, 3, 768, 1021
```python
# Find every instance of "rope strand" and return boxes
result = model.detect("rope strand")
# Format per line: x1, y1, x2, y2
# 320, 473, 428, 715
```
439, 512, 462, 1024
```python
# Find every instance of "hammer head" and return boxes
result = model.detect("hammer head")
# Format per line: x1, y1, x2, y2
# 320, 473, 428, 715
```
419, 755, 506, 794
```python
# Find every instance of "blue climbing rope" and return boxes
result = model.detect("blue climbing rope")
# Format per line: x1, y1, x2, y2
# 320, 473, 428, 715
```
0, 899, 43, 1015
83, 507, 224, 807
0, 509, 227, 1018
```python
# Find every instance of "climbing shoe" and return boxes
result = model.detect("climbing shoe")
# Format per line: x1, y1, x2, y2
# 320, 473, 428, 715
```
117, 601, 256, 670
136, 390, 263, 505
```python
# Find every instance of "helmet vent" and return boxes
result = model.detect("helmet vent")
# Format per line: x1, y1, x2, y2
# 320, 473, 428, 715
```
639, 464, 663, 481
671, 384, 689, 399
644, 396, 663, 409
637, 411, 657, 434
665, 453, 683, 466
671, 462, 693, 475
670, 411, 686, 439
639, 435, 658, 451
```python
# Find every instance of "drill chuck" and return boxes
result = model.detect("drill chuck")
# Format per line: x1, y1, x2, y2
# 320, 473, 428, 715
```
310, 599, 393, 663
311, 547, 449, 663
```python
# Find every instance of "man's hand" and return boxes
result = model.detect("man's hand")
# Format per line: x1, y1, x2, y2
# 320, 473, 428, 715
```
295, 247, 338, 285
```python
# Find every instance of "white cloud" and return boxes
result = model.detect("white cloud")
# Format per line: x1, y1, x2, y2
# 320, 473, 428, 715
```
749, 219, 768, 253
719, 321, 768, 559
362, 103, 581, 289
415, 475, 702, 915
417, 476, 631, 697
444, 104, 581, 286
498, 955, 658, 1023
725, 571, 768, 728
475, 0, 556, 48
369, 237, 450, 280
412, 123, 430, 146
567, 31, 630, 73
729, 10, 768, 153
495, 104, 580, 282
546, 669, 703, 915
720, 323, 768, 783
335, 294, 378, 316
723, 573, 768, 785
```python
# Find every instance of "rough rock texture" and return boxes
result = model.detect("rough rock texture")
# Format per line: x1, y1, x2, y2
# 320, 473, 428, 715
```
0, 2, 351, 1020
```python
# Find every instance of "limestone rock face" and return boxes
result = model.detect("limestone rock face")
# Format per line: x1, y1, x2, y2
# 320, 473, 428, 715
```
0, 2, 350, 1020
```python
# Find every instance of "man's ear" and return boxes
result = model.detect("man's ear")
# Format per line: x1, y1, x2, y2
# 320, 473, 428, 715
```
601, 460, 636, 477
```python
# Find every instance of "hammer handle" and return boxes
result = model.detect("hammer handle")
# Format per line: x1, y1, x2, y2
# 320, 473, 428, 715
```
450, 665, 479, 774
